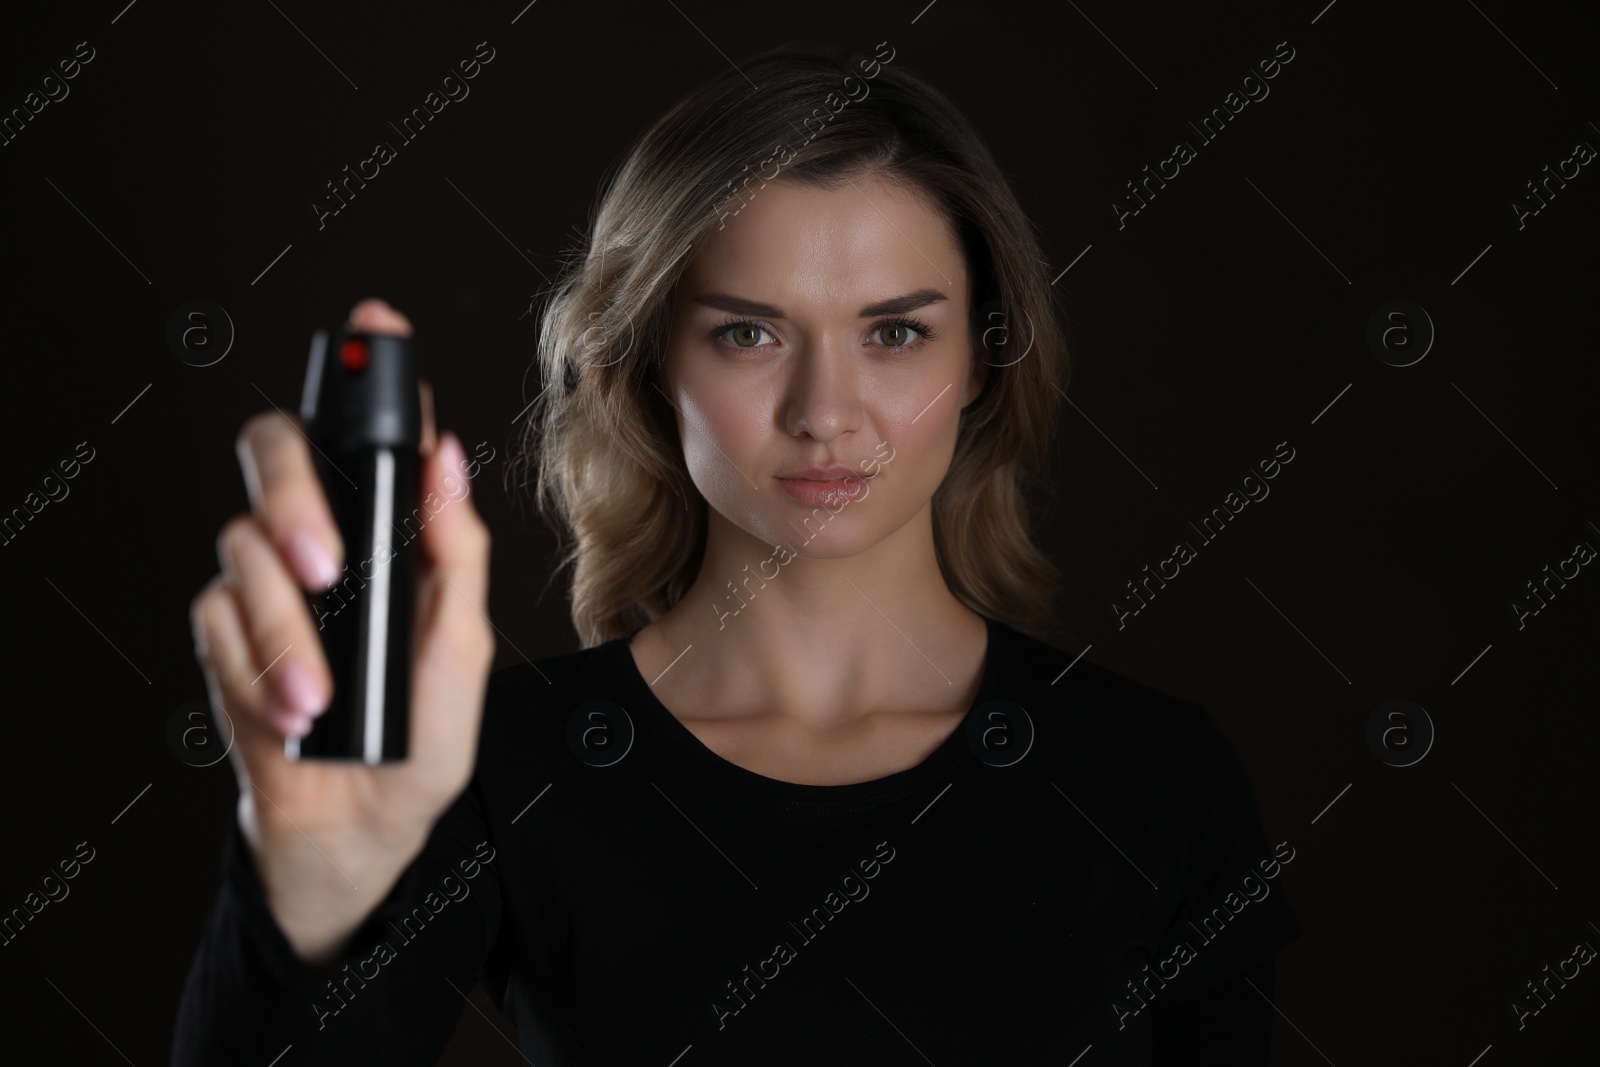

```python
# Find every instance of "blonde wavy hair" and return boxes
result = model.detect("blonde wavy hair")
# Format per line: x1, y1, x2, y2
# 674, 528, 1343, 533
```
509, 42, 1070, 648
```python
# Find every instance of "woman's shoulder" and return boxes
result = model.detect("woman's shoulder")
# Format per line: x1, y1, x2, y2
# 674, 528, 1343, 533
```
472, 635, 649, 770
997, 623, 1281, 868
483, 639, 608, 702
478, 636, 629, 728
991, 618, 1213, 754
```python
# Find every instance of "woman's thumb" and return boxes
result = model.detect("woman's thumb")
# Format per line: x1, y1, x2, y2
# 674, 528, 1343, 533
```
415, 431, 493, 663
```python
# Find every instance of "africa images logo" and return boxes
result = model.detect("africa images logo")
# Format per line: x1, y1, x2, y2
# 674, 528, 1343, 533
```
1110, 840, 1296, 1030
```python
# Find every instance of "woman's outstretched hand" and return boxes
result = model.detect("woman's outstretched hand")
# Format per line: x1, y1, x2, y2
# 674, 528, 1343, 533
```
189, 298, 495, 963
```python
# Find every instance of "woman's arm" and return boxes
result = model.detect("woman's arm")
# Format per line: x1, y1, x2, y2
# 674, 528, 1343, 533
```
171, 775, 503, 1065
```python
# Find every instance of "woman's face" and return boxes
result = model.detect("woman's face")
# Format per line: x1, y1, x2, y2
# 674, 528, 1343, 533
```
661, 175, 986, 559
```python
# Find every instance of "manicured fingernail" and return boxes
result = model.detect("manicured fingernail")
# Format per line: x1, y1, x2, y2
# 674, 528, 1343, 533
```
286, 527, 341, 591
278, 659, 325, 716
439, 433, 468, 497
262, 696, 312, 738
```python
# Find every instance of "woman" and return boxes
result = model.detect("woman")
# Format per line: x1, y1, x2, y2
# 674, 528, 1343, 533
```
175, 42, 1300, 1065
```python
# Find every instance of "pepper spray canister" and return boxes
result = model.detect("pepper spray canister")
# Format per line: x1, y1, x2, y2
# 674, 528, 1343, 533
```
290, 323, 425, 763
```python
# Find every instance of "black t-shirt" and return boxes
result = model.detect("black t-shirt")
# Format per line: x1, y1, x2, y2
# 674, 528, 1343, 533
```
172, 615, 1302, 1065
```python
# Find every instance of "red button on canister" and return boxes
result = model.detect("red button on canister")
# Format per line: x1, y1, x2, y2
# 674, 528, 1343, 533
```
340, 337, 370, 372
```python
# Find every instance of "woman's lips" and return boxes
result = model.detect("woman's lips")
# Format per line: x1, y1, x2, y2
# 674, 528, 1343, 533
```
776, 474, 873, 506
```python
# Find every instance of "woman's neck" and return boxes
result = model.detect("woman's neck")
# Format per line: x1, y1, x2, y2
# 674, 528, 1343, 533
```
633, 511, 988, 730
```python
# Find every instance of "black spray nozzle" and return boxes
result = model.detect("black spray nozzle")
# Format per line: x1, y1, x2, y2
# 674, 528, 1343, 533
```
301, 324, 424, 449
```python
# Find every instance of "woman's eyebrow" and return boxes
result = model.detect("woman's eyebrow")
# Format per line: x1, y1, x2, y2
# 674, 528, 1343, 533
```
689, 288, 948, 318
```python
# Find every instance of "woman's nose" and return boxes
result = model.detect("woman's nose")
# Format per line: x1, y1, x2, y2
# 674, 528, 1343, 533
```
781, 345, 863, 440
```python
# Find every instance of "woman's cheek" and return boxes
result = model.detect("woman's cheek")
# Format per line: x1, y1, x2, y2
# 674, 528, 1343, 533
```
882, 389, 954, 465
682, 387, 769, 502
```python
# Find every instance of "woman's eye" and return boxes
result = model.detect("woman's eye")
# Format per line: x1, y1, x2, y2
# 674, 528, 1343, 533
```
871, 322, 924, 348
721, 323, 773, 348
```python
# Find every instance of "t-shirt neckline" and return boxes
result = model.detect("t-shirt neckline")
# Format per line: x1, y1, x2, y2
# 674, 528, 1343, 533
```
604, 614, 1003, 808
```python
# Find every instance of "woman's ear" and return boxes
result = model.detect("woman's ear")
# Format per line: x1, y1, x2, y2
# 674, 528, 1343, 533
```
966, 296, 1006, 408
963, 350, 990, 409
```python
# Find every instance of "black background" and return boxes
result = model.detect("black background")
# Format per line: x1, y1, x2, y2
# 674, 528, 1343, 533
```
1, 0, 1596, 1063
